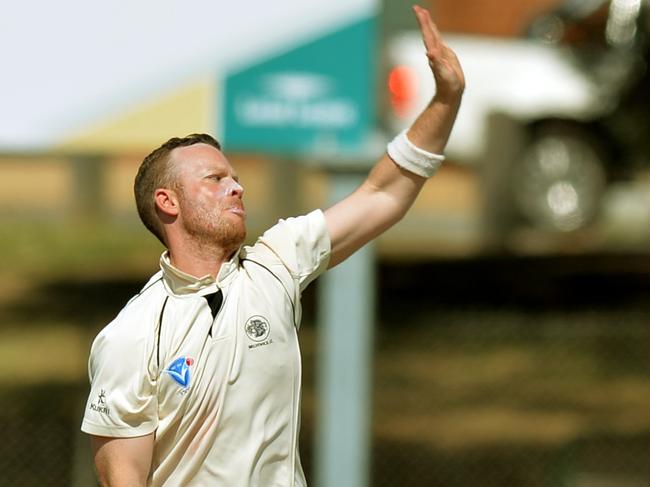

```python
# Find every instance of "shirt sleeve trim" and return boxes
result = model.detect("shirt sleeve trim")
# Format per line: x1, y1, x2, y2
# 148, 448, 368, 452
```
81, 419, 157, 438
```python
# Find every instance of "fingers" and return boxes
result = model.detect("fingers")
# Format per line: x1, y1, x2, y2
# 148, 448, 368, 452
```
412, 4, 466, 96
412, 5, 441, 59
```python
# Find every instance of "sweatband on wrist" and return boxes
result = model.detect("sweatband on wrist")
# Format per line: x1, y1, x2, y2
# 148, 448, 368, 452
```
386, 129, 445, 178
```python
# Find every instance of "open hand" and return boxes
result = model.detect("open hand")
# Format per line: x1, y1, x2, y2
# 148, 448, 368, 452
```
412, 5, 465, 102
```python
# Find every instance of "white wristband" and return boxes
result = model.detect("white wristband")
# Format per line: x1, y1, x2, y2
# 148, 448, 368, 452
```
386, 129, 445, 178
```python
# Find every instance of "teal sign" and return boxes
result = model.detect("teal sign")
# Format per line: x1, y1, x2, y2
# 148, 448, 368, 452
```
222, 17, 376, 155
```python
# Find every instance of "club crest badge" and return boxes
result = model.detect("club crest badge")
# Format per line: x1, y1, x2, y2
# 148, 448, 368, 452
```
245, 315, 270, 343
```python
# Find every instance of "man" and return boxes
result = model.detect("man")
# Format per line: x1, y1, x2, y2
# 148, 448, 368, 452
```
81, 5, 464, 486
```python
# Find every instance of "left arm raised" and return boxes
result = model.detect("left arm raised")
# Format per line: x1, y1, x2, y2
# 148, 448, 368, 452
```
324, 5, 465, 268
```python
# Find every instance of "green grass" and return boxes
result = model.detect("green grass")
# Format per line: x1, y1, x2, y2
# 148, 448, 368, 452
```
0, 218, 163, 279
0, 218, 161, 384
0, 324, 89, 384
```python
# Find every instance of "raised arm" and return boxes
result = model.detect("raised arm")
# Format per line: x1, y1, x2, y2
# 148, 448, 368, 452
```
324, 5, 465, 268
91, 433, 154, 487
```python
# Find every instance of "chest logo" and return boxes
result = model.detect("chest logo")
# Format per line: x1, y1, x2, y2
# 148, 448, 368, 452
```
166, 356, 194, 388
245, 315, 271, 343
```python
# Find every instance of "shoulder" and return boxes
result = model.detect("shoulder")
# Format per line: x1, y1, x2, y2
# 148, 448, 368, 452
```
245, 209, 330, 279
259, 209, 329, 246
90, 273, 166, 364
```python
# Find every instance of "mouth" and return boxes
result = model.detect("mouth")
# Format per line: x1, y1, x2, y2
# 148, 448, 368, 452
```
227, 206, 246, 218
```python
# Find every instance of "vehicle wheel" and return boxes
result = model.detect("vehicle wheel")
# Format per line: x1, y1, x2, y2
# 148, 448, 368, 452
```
511, 124, 608, 232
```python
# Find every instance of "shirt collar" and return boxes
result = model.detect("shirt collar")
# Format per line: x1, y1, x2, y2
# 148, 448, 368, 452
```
159, 250, 240, 295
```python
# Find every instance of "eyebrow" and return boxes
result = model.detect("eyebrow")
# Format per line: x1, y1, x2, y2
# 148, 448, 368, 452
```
205, 171, 239, 182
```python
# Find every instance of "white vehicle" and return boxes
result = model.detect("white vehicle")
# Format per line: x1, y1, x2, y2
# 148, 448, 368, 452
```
384, 0, 648, 233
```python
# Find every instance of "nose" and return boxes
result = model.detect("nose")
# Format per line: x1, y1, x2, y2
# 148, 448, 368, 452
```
229, 179, 244, 197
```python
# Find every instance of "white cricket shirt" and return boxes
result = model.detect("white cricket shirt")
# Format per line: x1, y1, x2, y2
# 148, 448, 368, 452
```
81, 210, 330, 486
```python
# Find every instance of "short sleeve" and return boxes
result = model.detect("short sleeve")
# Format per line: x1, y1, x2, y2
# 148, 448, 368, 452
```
256, 209, 331, 292
81, 322, 158, 438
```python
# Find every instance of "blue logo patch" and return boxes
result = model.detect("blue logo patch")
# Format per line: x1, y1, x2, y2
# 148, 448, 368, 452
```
166, 357, 193, 387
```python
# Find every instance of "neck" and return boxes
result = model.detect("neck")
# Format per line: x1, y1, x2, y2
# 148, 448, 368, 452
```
167, 238, 236, 279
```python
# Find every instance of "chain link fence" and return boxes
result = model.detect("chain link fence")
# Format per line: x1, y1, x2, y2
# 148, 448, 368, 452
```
2, 257, 650, 486
366, 311, 650, 486
0, 384, 86, 486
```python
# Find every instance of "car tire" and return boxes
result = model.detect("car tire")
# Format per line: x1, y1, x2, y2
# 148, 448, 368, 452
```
511, 122, 608, 232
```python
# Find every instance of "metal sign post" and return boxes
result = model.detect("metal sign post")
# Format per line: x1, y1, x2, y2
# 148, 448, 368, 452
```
315, 170, 376, 487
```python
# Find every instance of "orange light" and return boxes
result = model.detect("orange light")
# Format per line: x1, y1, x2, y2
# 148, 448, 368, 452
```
388, 65, 418, 118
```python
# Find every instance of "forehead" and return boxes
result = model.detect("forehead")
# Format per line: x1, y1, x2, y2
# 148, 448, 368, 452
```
170, 143, 233, 174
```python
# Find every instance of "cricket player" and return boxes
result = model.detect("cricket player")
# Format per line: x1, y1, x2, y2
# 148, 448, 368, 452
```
81, 5, 464, 486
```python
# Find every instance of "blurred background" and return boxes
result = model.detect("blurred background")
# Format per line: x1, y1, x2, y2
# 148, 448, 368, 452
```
2, 0, 650, 485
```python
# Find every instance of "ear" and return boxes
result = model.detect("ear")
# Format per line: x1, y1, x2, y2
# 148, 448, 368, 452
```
154, 188, 179, 217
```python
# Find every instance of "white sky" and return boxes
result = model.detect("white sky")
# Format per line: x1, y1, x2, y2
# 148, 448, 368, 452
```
1, 0, 375, 149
